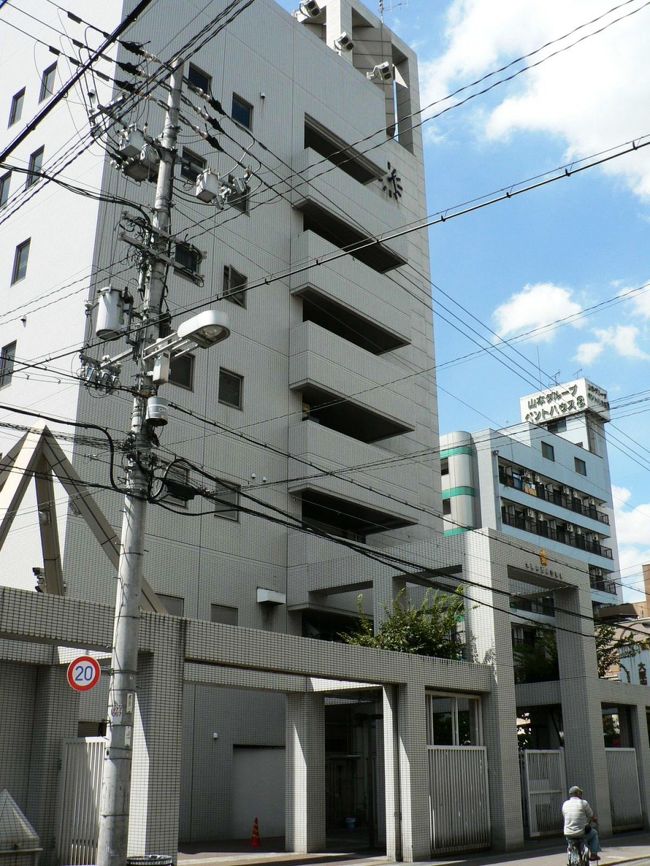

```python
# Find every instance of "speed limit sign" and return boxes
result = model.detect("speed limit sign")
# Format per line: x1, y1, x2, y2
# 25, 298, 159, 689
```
67, 655, 101, 692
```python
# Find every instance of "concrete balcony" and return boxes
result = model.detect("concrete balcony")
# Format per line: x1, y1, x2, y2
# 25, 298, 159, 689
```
288, 420, 420, 524
290, 147, 408, 272
289, 321, 415, 441
290, 231, 410, 350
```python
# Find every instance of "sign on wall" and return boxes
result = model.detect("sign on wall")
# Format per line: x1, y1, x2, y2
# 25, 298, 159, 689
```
520, 378, 610, 425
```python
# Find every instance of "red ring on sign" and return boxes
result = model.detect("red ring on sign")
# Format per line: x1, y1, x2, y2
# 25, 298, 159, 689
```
67, 655, 101, 692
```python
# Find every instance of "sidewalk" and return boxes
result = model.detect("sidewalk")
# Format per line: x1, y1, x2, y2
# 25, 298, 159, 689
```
177, 831, 650, 866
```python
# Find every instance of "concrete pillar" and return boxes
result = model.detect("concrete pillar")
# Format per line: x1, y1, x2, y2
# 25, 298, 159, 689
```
285, 693, 326, 852
325, 0, 353, 62
630, 700, 650, 830
382, 685, 401, 861
463, 541, 523, 851
395, 681, 429, 861
373, 575, 406, 631
26, 663, 79, 866
127, 617, 185, 859
555, 583, 611, 834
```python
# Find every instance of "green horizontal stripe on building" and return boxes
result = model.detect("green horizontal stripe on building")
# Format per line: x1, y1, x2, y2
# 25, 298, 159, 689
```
440, 445, 475, 458
442, 486, 475, 499
444, 527, 472, 536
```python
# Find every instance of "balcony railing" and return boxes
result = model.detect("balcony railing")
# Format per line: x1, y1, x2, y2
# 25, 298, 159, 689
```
501, 511, 613, 559
499, 469, 609, 525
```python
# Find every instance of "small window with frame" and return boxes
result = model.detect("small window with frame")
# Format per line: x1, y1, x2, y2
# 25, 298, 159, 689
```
214, 480, 240, 521
180, 147, 207, 182
231, 93, 252, 129
169, 353, 195, 390
174, 241, 202, 276
211, 603, 238, 624
163, 464, 192, 508
218, 368, 243, 409
26, 146, 44, 188
157, 593, 185, 617
0, 341, 16, 388
187, 63, 212, 94
0, 171, 10, 208
223, 265, 247, 307
442, 499, 451, 516
574, 457, 587, 476
9, 88, 25, 127
11, 238, 31, 284
39, 63, 57, 102
541, 441, 555, 462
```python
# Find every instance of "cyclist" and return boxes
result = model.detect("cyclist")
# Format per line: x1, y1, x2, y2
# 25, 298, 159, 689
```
562, 785, 602, 862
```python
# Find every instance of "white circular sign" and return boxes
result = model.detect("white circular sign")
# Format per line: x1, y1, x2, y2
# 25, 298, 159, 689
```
67, 655, 101, 692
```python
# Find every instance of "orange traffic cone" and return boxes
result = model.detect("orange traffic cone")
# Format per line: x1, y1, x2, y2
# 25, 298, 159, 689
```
251, 816, 261, 849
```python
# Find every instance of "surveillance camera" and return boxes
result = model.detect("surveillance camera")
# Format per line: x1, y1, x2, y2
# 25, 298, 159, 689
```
335, 32, 354, 51
299, 0, 321, 17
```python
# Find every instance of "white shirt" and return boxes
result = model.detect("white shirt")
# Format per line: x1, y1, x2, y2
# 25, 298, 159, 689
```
562, 797, 594, 836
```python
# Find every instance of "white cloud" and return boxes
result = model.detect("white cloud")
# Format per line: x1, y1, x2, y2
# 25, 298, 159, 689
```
611, 485, 650, 600
629, 286, 650, 319
574, 324, 650, 366
422, 0, 650, 197
492, 282, 582, 342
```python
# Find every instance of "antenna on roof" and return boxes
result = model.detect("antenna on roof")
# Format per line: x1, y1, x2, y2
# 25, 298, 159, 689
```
379, 0, 408, 21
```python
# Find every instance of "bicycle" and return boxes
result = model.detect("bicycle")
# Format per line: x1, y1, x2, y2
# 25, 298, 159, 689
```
566, 835, 591, 866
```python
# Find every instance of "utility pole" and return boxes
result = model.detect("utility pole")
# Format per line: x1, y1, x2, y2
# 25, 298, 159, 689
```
96, 60, 184, 866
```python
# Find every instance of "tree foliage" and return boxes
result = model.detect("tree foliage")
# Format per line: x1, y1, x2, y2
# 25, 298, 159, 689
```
594, 622, 650, 679
341, 588, 466, 660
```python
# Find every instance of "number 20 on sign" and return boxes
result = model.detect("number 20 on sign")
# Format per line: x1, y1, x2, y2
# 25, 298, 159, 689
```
67, 655, 101, 692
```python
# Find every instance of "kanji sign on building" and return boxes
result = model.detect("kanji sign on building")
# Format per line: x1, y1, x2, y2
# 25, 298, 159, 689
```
520, 378, 610, 425
67, 655, 101, 692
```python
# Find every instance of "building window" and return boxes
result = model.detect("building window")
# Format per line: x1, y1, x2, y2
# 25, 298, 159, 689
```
229, 182, 249, 214
441, 457, 449, 476
0, 171, 10, 208
11, 238, 31, 284
442, 499, 451, 516
39, 63, 57, 102
223, 265, 247, 307
8, 88, 25, 127
187, 63, 211, 94
180, 147, 206, 182
26, 146, 44, 188
546, 417, 566, 434
169, 353, 194, 390
0, 342, 16, 388
163, 464, 192, 508
218, 368, 243, 409
211, 603, 238, 625
157, 593, 185, 617
214, 480, 240, 521
426, 693, 481, 746
574, 457, 587, 476
174, 241, 201, 276
231, 93, 252, 129
541, 441, 555, 461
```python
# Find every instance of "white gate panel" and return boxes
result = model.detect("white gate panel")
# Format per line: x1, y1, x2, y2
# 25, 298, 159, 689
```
428, 746, 490, 854
606, 748, 642, 831
56, 738, 105, 866
522, 750, 566, 837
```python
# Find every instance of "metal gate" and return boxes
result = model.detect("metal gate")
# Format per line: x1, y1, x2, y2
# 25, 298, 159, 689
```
56, 737, 105, 865
521, 749, 566, 837
606, 748, 642, 831
428, 746, 490, 853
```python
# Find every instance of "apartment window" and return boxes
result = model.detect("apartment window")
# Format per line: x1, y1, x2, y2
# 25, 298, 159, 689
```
211, 603, 238, 625
0, 171, 10, 208
187, 63, 211, 94
11, 239, 31, 284
427, 694, 481, 746
169, 353, 194, 390
26, 146, 44, 188
231, 93, 252, 129
214, 480, 240, 521
442, 499, 451, 516
180, 147, 206, 182
174, 241, 201, 276
223, 265, 247, 307
157, 593, 185, 617
441, 457, 449, 476
574, 457, 587, 476
163, 464, 192, 508
541, 441, 555, 461
0, 342, 16, 388
39, 63, 57, 102
546, 417, 567, 434
218, 368, 243, 409
8, 88, 25, 126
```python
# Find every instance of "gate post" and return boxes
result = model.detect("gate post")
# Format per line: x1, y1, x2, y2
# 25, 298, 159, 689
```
394, 680, 429, 862
285, 693, 326, 852
629, 701, 650, 829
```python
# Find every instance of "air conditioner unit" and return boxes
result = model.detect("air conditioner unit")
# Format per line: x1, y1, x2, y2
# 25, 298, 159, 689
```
299, 0, 322, 17
367, 61, 393, 82
335, 32, 354, 51
195, 169, 221, 203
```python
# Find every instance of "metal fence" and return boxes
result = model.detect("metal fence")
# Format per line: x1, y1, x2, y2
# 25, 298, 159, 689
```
606, 748, 643, 831
56, 737, 105, 865
520, 749, 566, 837
428, 746, 490, 854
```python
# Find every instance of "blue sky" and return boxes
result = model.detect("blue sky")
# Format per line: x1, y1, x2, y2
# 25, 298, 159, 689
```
278, 0, 650, 598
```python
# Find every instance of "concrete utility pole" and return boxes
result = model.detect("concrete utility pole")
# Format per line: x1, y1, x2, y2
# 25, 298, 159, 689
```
96, 60, 184, 866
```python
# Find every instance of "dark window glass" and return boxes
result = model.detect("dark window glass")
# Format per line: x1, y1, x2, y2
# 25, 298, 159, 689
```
441, 457, 449, 476
541, 441, 555, 461
231, 93, 252, 129
0, 172, 10, 208
214, 481, 240, 521
26, 146, 44, 188
574, 457, 587, 476
11, 239, 30, 284
9, 89, 25, 126
223, 265, 247, 307
157, 593, 185, 616
211, 603, 238, 624
180, 147, 206, 182
218, 368, 243, 409
546, 417, 566, 434
442, 499, 451, 516
187, 64, 211, 94
163, 464, 192, 508
174, 242, 201, 275
169, 353, 194, 390
229, 184, 249, 214
0, 342, 16, 387
39, 63, 57, 102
